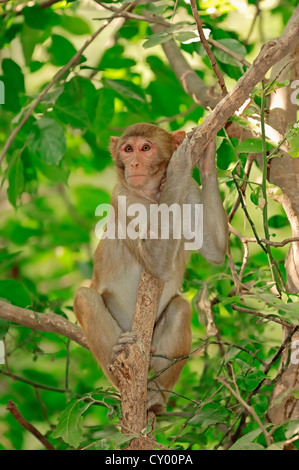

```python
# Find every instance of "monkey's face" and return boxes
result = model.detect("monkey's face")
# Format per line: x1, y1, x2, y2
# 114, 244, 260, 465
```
119, 136, 167, 190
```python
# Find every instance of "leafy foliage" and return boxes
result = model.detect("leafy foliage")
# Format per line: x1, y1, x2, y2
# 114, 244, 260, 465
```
0, 0, 299, 451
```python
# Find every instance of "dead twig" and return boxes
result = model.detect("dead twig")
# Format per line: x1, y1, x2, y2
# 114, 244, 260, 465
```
6, 400, 56, 450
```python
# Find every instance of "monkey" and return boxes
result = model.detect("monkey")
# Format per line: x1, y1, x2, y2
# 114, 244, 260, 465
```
74, 123, 228, 413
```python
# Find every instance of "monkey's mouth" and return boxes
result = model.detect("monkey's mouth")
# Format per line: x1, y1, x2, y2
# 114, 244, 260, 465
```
127, 174, 147, 179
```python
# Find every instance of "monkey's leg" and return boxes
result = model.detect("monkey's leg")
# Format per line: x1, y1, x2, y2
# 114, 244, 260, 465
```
74, 287, 123, 388
148, 296, 192, 413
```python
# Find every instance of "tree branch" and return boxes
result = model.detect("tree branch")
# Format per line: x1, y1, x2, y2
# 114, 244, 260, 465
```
0, 300, 88, 350
6, 400, 56, 450
188, 5, 299, 164
109, 269, 164, 450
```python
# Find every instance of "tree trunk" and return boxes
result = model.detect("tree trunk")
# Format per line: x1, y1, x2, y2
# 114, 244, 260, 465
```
266, 45, 299, 425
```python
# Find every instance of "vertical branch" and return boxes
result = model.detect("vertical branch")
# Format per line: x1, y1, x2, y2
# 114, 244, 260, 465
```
109, 270, 164, 450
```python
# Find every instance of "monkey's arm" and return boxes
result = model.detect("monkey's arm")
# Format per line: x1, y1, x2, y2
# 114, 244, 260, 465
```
197, 140, 228, 264
123, 139, 192, 281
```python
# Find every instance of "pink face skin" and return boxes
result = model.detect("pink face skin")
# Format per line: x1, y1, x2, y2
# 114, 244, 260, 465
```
119, 136, 160, 189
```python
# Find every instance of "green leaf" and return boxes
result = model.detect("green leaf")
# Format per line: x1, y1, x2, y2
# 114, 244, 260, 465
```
74, 186, 110, 219
175, 432, 206, 444
23, 4, 60, 30
250, 186, 262, 206
52, 399, 85, 448
143, 32, 172, 49
237, 138, 263, 153
213, 38, 247, 67
284, 420, 299, 439
189, 403, 229, 426
175, 32, 199, 43
28, 117, 66, 165
55, 96, 89, 129
0, 319, 9, 340
109, 432, 138, 447
7, 156, 24, 208
21, 24, 50, 66
0, 58, 25, 112
104, 79, 146, 103
289, 133, 299, 158
55, 77, 98, 128
229, 428, 266, 450
268, 214, 289, 228
93, 88, 115, 132
48, 35, 77, 66
60, 15, 91, 35
0, 280, 31, 308
99, 44, 136, 69
33, 156, 69, 184
2, 59, 24, 94
237, 370, 266, 391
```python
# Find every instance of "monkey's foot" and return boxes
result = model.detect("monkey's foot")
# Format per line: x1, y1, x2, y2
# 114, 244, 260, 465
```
112, 331, 137, 359
147, 381, 166, 415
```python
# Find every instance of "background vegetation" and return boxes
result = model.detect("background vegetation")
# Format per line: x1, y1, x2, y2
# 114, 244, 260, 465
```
0, 0, 299, 450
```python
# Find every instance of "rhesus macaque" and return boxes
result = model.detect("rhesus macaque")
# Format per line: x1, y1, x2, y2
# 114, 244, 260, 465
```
74, 123, 228, 413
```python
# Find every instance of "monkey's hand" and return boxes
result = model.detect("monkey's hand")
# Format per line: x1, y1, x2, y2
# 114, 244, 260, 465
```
112, 331, 137, 359
166, 138, 192, 180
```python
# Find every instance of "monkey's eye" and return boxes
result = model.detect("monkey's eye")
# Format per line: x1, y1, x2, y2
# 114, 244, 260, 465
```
124, 145, 133, 152
142, 144, 151, 151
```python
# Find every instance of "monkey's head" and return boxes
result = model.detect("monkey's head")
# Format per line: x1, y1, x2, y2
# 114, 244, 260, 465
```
110, 123, 185, 193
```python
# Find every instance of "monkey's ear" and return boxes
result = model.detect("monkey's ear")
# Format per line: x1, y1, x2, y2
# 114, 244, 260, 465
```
172, 130, 186, 149
110, 136, 119, 161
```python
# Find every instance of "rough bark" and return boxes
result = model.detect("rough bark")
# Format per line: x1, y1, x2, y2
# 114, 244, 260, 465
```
266, 45, 299, 425
109, 270, 164, 450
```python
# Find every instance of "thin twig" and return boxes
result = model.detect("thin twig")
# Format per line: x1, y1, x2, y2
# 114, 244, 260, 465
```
228, 154, 256, 223
0, 369, 74, 394
231, 172, 267, 254
208, 38, 251, 68
6, 400, 56, 450
230, 325, 299, 443
190, 0, 228, 98
156, 103, 198, 124
217, 377, 271, 447
245, 0, 261, 44
149, 339, 267, 384
229, 224, 299, 248
232, 303, 295, 330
